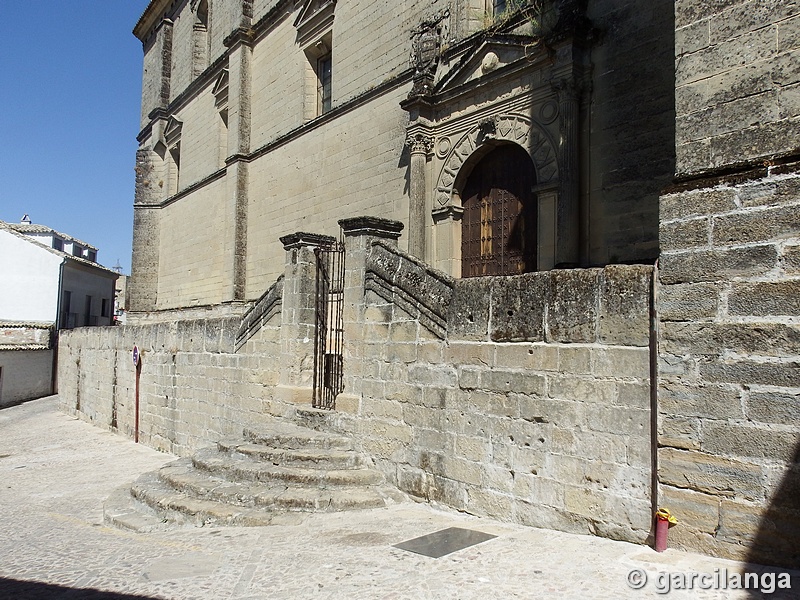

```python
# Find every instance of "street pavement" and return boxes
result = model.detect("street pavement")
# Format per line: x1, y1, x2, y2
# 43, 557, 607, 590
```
0, 396, 798, 599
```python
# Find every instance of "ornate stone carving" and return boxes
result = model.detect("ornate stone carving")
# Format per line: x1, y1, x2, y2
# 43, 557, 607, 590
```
408, 11, 449, 97
407, 132, 434, 155
434, 114, 559, 206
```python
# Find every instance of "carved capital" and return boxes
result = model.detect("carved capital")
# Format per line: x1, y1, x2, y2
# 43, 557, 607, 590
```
407, 132, 434, 155
553, 77, 581, 103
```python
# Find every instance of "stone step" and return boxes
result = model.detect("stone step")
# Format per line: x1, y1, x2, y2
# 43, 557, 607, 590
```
157, 459, 402, 512
129, 471, 283, 528
217, 439, 365, 469
243, 422, 353, 451
192, 447, 384, 486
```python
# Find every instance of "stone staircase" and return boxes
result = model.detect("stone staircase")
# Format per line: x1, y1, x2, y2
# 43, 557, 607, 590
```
104, 413, 406, 532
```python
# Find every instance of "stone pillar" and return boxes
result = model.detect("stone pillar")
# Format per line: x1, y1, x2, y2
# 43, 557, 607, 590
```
223, 28, 253, 302
431, 205, 463, 277
338, 217, 404, 408
554, 77, 581, 267
406, 133, 433, 261
274, 232, 335, 406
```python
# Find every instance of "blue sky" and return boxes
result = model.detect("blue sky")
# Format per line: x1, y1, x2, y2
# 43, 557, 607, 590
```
0, 2, 150, 274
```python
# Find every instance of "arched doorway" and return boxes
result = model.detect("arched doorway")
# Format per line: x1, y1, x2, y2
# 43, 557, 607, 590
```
461, 144, 536, 277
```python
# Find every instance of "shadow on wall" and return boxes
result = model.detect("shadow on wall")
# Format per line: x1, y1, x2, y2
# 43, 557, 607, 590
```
0, 578, 164, 600
745, 440, 800, 583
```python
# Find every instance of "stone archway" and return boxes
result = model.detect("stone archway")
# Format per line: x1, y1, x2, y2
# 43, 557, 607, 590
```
430, 114, 560, 277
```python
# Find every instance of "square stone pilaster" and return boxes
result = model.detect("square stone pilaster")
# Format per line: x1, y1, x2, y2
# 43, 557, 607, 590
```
338, 216, 404, 401
276, 232, 335, 404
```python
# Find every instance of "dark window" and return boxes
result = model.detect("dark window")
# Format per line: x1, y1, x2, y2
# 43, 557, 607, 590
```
61, 290, 73, 329
84, 295, 92, 326
52, 238, 63, 251
101, 298, 110, 318
72, 245, 83, 257
87, 250, 97, 262
318, 54, 332, 114
494, 0, 508, 15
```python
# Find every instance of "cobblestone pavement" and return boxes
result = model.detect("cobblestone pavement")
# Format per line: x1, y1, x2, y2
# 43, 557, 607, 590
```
1, 397, 798, 599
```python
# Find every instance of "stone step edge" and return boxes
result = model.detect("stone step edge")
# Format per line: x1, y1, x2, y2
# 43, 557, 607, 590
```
242, 425, 353, 451
129, 472, 286, 528
217, 440, 365, 468
191, 449, 385, 486
158, 461, 404, 511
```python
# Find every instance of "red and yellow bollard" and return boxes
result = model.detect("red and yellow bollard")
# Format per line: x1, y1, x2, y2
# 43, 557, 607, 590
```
655, 508, 678, 552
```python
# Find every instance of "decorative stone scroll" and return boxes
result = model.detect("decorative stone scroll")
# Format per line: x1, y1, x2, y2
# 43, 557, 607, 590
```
434, 114, 559, 207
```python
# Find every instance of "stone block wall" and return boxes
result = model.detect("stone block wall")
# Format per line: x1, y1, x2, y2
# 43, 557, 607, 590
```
335, 233, 655, 543
658, 167, 800, 567
659, 0, 800, 568
58, 315, 280, 456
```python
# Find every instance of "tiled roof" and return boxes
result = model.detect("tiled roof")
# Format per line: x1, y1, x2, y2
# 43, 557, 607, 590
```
8, 222, 97, 251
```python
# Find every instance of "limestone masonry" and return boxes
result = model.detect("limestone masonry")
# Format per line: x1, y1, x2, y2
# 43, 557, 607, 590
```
58, 0, 800, 568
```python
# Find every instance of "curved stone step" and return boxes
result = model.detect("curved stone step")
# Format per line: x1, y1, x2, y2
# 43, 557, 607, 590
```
192, 447, 384, 486
218, 439, 365, 469
129, 471, 282, 527
243, 422, 353, 451
157, 460, 403, 512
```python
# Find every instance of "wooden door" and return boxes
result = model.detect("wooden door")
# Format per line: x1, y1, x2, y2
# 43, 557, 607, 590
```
461, 144, 536, 277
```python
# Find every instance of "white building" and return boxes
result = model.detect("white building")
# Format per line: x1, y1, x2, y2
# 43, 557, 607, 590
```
0, 217, 118, 407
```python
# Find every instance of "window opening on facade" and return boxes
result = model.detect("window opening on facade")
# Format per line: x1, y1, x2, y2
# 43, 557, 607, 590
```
461, 144, 537, 277
52, 238, 63, 251
493, 0, 508, 15
318, 54, 332, 114
192, 0, 210, 77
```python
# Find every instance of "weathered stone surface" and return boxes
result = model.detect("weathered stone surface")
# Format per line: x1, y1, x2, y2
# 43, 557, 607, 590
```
659, 245, 778, 284
658, 282, 721, 320
663, 321, 800, 357
713, 205, 800, 246
746, 391, 800, 424
658, 447, 764, 500
702, 422, 798, 462
700, 359, 800, 387
660, 188, 738, 220
659, 382, 743, 420
546, 269, 601, 343
446, 278, 492, 341
659, 415, 701, 450
660, 217, 710, 251
728, 280, 800, 316
598, 265, 652, 346
488, 273, 548, 342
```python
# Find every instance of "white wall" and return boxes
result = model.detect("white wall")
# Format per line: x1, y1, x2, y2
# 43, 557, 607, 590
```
0, 230, 62, 323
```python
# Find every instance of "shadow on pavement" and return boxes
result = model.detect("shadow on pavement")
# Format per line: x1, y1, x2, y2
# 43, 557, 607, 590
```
0, 578, 164, 600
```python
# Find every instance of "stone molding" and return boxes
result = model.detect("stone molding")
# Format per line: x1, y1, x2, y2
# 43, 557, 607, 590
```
339, 216, 404, 240
279, 232, 336, 250
434, 113, 559, 207
235, 276, 284, 351
365, 241, 454, 338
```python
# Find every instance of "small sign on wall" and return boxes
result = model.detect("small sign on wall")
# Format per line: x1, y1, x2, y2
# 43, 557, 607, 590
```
132, 345, 139, 367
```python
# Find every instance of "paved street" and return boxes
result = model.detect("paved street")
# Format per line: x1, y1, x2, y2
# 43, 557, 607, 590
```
0, 396, 798, 599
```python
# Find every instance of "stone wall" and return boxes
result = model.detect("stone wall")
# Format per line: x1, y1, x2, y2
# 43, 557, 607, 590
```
333, 226, 655, 543
658, 0, 800, 568
658, 167, 800, 567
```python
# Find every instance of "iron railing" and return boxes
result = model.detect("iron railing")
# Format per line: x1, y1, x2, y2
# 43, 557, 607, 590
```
312, 239, 345, 409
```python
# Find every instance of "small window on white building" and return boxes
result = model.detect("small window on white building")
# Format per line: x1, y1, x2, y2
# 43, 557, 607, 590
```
87, 249, 97, 262
52, 238, 63, 251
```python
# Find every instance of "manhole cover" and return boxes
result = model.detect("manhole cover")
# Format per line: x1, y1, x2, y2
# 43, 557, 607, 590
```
394, 527, 496, 558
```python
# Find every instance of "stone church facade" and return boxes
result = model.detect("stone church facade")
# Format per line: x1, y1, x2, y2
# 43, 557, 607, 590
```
58, 0, 800, 568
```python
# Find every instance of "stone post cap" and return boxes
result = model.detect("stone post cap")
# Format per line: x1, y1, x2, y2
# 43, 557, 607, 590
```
338, 216, 404, 240
279, 232, 336, 250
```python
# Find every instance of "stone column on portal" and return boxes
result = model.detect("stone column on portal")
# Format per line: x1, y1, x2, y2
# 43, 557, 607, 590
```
406, 132, 433, 261
275, 232, 335, 407
554, 77, 581, 267
338, 217, 404, 410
